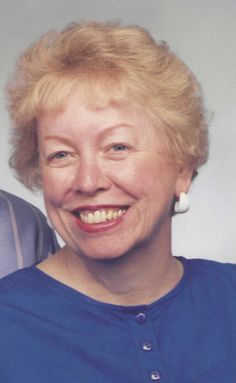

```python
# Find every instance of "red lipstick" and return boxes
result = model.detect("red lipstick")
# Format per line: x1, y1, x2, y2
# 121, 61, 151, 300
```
72, 205, 128, 233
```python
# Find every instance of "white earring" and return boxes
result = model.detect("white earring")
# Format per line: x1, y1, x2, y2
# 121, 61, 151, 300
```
174, 192, 190, 214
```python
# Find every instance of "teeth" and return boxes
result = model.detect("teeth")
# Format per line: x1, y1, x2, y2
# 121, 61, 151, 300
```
94, 211, 100, 224
79, 208, 126, 224
87, 212, 94, 224
106, 210, 113, 221
100, 210, 106, 222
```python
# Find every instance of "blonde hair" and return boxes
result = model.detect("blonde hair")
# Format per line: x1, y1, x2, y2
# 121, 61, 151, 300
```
6, 20, 209, 189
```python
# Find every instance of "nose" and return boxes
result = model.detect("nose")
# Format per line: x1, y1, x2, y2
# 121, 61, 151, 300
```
72, 155, 111, 196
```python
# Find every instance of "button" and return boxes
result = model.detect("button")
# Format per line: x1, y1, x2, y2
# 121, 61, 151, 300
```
142, 341, 152, 351
150, 370, 161, 381
136, 312, 147, 324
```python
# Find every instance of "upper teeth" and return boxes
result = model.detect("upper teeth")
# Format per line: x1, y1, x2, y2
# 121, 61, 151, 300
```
79, 208, 126, 224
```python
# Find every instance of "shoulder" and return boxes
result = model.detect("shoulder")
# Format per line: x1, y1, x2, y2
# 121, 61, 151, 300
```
0, 189, 46, 224
0, 189, 58, 247
0, 267, 48, 308
182, 256, 236, 294
0, 267, 69, 323
0, 267, 38, 291
186, 257, 236, 277
0, 268, 49, 334
0, 190, 59, 277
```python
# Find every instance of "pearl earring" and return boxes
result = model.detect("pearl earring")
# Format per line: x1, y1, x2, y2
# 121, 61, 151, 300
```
174, 192, 190, 214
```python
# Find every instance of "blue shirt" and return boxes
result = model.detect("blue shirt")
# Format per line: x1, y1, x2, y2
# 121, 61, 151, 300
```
0, 257, 236, 382
0, 190, 59, 277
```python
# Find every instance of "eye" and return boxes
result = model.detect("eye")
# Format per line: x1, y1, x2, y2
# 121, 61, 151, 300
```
48, 151, 69, 161
111, 144, 128, 152
46, 150, 77, 167
105, 143, 132, 160
54, 151, 68, 159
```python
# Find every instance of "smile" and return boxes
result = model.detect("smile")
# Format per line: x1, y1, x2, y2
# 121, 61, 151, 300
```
74, 207, 128, 225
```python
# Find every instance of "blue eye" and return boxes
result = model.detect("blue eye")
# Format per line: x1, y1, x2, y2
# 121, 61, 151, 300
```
48, 151, 69, 162
46, 150, 77, 167
112, 144, 127, 152
53, 151, 68, 159
54, 152, 68, 159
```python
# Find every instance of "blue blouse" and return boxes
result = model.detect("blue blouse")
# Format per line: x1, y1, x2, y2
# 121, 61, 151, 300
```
0, 257, 236, 382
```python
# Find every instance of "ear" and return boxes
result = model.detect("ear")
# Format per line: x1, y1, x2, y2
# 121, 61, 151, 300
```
174, 166, 193, 198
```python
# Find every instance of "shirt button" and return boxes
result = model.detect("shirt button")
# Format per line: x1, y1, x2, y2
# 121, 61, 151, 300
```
150, 370, 161, 381
136, 312, 147, 324
142, 341, 152, 351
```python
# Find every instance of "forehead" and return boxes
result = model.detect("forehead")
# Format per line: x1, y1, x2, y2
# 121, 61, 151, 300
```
39, 86, 143, 127
37, 88, 167, 150
34, 73, 133, 117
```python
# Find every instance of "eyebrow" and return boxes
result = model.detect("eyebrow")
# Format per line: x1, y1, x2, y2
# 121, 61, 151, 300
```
42, 123, 135, 143
99, 123, 135, 139
41, 135, 74, 145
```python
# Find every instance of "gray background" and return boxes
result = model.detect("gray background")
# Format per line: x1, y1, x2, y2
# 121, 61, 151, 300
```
0, 0, 235, 261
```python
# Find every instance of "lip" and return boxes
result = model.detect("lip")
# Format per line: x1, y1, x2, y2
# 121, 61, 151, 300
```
72, 204, 129, 212
72, 204, 129, 234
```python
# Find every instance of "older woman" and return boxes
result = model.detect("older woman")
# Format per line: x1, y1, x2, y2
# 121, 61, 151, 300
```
0, 21, 236, 382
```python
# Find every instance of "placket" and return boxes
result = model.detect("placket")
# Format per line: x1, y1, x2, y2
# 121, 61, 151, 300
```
127, 309, 168, 383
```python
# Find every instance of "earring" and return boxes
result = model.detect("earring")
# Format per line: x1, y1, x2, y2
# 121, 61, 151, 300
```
174, 192, 190, 214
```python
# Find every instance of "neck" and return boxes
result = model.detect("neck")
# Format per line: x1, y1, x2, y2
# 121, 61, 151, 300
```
65, 252, 182, 306
43, 220, 183, 306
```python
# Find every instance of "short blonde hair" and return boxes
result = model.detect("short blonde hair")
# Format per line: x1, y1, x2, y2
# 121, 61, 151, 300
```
6, 20, 209, 189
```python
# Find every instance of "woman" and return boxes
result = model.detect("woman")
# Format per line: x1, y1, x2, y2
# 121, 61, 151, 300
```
1, 21, 236, 382
0, 189, 59, 277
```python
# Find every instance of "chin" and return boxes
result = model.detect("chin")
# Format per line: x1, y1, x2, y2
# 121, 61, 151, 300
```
80, 248, 129, 262
69, 239, 135, 263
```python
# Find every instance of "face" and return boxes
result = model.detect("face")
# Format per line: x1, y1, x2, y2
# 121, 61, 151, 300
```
38, 89, 190, 260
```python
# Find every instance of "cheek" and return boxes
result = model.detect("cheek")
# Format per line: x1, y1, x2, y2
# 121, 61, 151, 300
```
108, 158, 158, 199
41, 167, 72, 206
115, 156, 177, 203
110, 160, 148, 190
